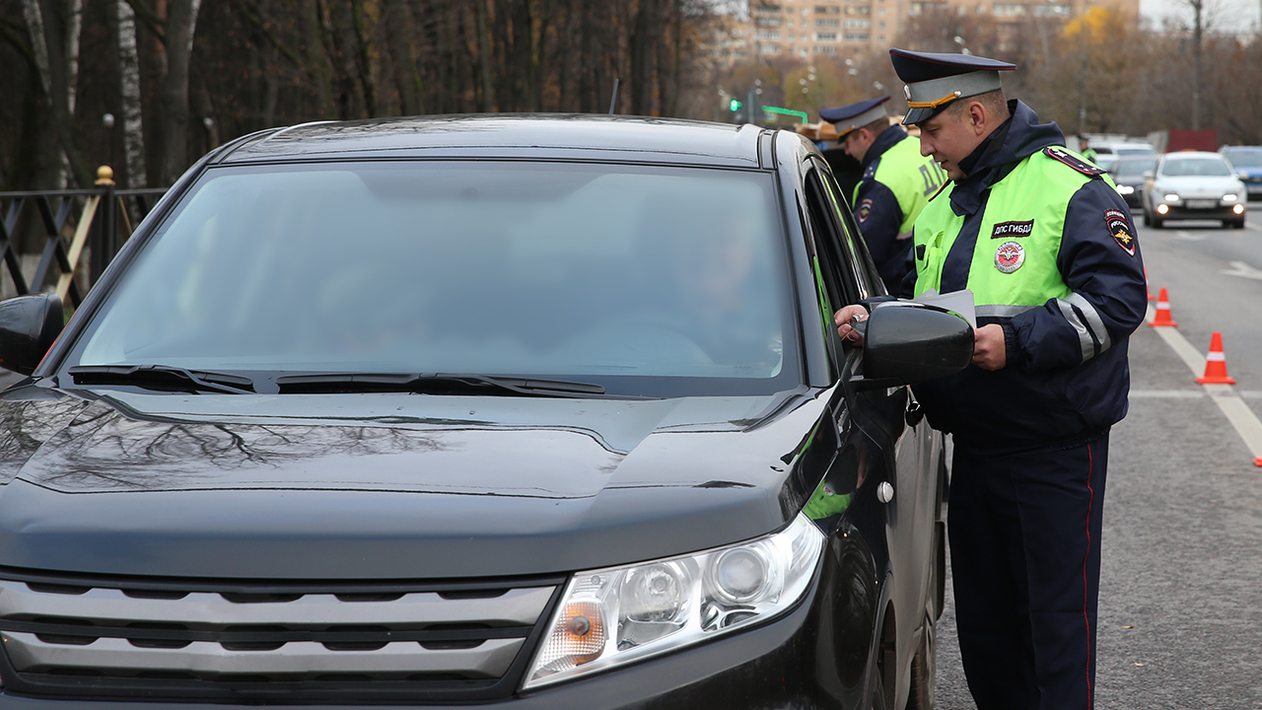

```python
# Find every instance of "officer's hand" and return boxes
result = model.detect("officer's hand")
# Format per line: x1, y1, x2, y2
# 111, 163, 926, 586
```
834, 306, 869, 344
972, 324, 1007, 370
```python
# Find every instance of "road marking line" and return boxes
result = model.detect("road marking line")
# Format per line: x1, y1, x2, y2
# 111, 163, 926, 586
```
1128, 390, 1205, 399
1221, 261, 1262, 280
1173, 230, 1207, 241
1145, 304, 1262, 464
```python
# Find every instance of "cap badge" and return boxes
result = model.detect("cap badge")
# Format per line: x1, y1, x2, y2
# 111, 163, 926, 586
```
995, 241, 1025, 273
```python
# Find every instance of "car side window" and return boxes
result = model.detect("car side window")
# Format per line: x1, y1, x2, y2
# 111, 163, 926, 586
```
803, 168, 866, 306
820, 168, 888, 296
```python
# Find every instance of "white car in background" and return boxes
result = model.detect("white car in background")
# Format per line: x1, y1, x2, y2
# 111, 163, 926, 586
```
1142, 151, 1247, 229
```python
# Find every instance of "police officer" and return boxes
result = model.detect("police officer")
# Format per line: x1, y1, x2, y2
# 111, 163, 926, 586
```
835, 49, 1148, 710
820, 97, 946, 292
1079, 137, 1099, 164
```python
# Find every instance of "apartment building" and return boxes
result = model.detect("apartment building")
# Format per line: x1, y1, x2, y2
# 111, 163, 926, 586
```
719, 0, 1138, 63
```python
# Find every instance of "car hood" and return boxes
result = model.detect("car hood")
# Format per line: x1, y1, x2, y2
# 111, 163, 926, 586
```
1154, 175, 1245, 196
0, 385, 828, 580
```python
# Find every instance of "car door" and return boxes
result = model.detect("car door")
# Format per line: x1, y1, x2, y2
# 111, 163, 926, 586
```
803, 157, 941, 705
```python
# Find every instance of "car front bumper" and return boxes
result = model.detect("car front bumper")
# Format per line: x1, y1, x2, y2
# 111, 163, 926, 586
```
1153, 204, 1244, 221
0, 539, 881, 710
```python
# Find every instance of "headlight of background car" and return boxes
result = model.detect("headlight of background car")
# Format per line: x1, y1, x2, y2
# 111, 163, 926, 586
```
1117, 185, 1134, 195
523, 513, 825, 689
1163, 193, 1181, 203
1223, 193, 1239, 202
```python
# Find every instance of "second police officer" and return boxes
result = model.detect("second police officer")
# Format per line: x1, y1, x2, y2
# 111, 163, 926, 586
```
820, 97, 947, 292
835, 49, 1149, 710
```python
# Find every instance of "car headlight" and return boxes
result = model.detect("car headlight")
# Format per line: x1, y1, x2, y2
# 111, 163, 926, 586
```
1223, 193, 1239, 202
523, 513, 825, 689
1117, 185, 1134, 195
1164, 193, 1181, 203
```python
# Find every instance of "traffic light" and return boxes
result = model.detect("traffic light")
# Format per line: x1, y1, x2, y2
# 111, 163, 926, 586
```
729, 98, 742, 112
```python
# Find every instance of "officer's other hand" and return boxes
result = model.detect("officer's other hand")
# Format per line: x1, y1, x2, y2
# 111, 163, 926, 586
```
834, 305, 869, 344
972, 324, 1007, 370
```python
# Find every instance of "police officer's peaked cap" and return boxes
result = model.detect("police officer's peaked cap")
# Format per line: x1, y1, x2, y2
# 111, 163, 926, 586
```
819, 96, 890, 138
890, 48, 1016, 125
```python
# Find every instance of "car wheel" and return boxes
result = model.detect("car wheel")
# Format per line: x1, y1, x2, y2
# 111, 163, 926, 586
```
906, 613, 936, 710
1141, 209, 1151, 227
1151, 215, 1164, 229
1232, 219, 1246, 230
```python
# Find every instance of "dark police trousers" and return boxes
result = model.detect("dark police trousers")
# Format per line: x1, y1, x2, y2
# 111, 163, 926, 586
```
949, 434, 1107, 710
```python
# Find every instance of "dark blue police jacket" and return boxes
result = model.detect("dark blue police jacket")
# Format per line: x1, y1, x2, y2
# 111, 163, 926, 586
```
898, 101, 1149, 452
854, 125, 915, 291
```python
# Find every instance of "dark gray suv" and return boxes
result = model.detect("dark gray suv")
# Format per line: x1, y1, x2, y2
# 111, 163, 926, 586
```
0, 115, 971, 709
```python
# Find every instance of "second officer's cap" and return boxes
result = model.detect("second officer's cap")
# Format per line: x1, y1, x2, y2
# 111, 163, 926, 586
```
890, 48, 1016, 125
819, 97, 890, 138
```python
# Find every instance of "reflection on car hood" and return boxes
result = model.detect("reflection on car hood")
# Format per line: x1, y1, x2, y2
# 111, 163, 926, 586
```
0, 386, 827, 579
1154, 175, 1245, 196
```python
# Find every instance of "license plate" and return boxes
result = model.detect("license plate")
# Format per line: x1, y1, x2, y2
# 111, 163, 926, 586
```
1185, 199, 1217, 209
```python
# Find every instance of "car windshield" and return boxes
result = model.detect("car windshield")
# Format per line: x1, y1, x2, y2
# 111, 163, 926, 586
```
1224, 149, 1262, 169
1115, 146, 1155, 156
71, 162, 799, 397
1111, 158, 1157, 178
1160, 158, 1233, 177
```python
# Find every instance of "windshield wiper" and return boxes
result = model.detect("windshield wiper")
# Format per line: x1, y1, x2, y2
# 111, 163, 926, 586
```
68, 365, 256, 394
274, 372, 606, 397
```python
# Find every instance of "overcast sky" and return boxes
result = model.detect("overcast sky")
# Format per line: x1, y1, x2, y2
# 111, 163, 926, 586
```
1140, 0, 1261, 32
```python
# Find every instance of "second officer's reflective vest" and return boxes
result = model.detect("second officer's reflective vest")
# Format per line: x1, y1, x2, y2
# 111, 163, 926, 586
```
911, 147, 1120, 315
856, 134, 946, 236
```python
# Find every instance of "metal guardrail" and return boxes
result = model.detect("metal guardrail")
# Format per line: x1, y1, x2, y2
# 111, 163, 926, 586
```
0, 167, 167, 307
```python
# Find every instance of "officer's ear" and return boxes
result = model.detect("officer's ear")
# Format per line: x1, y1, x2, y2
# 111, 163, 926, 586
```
966, 101, 989, 136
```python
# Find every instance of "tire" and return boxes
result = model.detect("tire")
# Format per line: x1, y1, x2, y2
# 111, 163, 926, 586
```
1141, 209, 1151, 227
1232, 219, 1246, 230
1151, 215, 1164, 229
906, 613, 937, 710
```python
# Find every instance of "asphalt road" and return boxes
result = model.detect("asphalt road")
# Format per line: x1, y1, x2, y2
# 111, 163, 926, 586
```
935, 202, 1262, 709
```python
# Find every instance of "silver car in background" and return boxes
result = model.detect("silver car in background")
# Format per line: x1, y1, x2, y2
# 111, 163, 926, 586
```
1141, 151, 1247, 229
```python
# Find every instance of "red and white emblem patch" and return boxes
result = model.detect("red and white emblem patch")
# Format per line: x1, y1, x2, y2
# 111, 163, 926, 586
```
995, 240, 1025, 273
857, 198, 874, 223
1105, 208, 1136, 256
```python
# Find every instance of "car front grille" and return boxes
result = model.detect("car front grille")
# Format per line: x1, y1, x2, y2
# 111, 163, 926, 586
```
0, 570, 562, 703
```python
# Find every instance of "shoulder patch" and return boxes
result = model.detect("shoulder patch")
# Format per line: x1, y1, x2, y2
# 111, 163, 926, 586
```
857, 198, 874, 223
863, 164, 877, 180
1043, 146, 1105, 177
1105, 208, 1136, 256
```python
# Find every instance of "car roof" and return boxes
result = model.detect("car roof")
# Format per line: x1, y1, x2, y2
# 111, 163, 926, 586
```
211, 114, 776, 170
1161, 151, 1225, 160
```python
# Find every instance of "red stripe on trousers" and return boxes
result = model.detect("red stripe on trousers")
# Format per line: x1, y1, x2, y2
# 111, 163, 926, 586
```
1082, 444, 1094, 710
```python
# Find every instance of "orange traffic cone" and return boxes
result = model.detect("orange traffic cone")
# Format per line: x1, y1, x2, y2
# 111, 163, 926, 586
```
1195, 332, 1236, 385
1148, 288, 1177, 327
1144, 268, 1155, 301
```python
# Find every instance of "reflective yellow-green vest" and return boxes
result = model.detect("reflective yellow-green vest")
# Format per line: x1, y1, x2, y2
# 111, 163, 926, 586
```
854, 135, 947, 234
912, 148, 1119, 315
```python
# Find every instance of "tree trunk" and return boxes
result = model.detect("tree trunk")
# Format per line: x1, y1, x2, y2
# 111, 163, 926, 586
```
300, 0, 335, 116
349, 0, 379, 117
475, 0, 496, 111
116, 0, 147, 189
382, 0, 421, 115
21, 0, 90, 188
159, 0, 203, 185
629, 0, 659, 116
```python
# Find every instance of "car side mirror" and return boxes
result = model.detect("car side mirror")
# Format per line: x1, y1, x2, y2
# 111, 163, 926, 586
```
850, 303, 973, 390
0, 293, 64, 376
